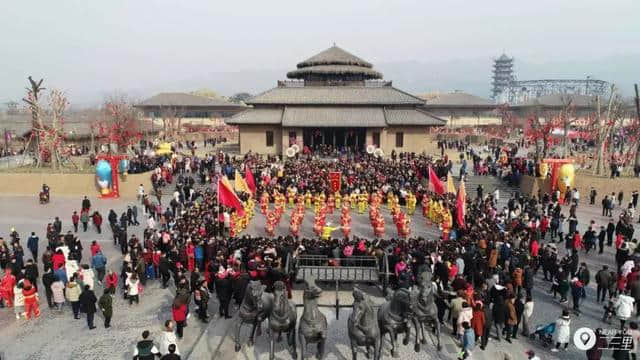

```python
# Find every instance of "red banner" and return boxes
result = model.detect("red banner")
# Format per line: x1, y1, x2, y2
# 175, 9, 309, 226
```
329, 171, 341, 193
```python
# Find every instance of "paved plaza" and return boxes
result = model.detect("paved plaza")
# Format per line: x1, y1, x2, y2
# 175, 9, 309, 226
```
0, 172, 637, 360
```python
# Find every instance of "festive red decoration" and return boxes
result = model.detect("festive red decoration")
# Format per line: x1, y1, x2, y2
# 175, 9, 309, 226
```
428, 166, 445, 195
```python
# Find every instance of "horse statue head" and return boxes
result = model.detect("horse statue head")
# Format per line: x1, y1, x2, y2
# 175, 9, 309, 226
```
241, 280, 266, 319
391, 287, 416, 318
303, 276, 322, 300
271, 281, 290, 322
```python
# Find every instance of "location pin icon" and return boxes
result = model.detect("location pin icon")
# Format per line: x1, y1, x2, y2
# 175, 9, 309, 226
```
581, 332, 591, 345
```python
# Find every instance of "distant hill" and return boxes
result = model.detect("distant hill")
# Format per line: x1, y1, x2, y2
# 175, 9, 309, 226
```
3, 54, 637, 108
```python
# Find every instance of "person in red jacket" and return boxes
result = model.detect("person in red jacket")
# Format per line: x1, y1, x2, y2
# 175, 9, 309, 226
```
530, 238, 540, 258
90, 241, 101, 257
0, 268, 16, 307
186, 242, 195, 273
71, 211, 80, 233
172, 298, 188, 338
92, 211, 103, 234
22, 279, 40, 319
573, 231, 583, 250
51, 250, 66, 271
152, 251, 161, 279
105, 269, 118, 291
540, 216, 550, 240
471, 303, 485, 343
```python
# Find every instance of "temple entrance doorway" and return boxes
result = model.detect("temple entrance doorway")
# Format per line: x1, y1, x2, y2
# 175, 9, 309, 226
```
303, 128, 366, 153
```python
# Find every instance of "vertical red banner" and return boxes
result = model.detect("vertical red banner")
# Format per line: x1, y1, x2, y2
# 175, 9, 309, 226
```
329, 171, 341, 193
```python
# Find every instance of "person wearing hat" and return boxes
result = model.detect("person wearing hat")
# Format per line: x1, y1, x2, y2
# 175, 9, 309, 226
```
551, 310, 571, 352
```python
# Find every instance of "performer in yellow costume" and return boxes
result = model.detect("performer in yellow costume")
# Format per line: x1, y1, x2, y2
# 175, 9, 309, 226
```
304, 191, 312, 209
406, 193, 416, 216
358, 193, 368, 214
441, 208, 452, 240
350, 193, 357, 209
335, 192, 342, 209
321, 223, 341, 241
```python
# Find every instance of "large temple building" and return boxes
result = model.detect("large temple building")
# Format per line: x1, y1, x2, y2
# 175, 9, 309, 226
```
226, 46, 445, 155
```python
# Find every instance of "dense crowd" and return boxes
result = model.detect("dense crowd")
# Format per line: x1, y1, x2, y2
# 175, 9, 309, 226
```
1, 144, 639, 360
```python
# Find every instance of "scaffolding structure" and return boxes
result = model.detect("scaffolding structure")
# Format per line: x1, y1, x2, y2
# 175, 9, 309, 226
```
495, 78, 610, 105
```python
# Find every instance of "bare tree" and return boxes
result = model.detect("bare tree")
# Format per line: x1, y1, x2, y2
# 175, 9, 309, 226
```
97, 95, 143, 154
22, 77, 45, 166
634, 84, 640, 172
160, 106, 183, 140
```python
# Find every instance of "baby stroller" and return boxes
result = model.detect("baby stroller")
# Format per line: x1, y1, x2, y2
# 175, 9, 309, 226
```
531, 322, 556, 347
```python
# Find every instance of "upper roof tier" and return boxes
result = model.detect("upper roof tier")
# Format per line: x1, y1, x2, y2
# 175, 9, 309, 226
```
286, 46, 383, 81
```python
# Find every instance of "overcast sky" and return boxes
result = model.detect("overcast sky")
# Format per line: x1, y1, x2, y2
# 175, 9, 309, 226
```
1, 0, 638, 106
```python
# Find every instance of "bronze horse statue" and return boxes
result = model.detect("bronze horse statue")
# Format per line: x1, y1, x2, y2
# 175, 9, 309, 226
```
377, 287, 420, 357
268, 281, 297, 360
413, 267, 442, 351
298, 277, 327, 360
234, 280, 273, 352
348, 286, 381, 360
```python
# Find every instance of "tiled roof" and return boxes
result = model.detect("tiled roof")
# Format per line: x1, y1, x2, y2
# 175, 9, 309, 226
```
418, 92, 495, 107
225, 105, 446, 127
137, 93, 244, 108
384, 108, 447, 126
287, 65, 382, 80
296, 46, 373, 68
226, 108, 283, 125
281, 106, 387, 127
248, 86, 425, 106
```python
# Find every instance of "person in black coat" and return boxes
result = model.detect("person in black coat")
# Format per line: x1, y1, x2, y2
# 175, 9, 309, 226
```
79, 284, 97, 329
491, 285, 506, 340
607, 219, 616, 246
81, 196, 91, 212
159, 255, 171, 288
480, 295, 493, 350
523, 265, 534, 298
598, 226, 607, 254
214, 268, 233, 319
42, 268, 56, 308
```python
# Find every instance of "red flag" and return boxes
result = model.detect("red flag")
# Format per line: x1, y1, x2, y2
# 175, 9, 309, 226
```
245, 166, 256, 195
218, 178, 245, 216
428, 166, 445, 195
456, 180, 466, 229
329, 171, 341, 193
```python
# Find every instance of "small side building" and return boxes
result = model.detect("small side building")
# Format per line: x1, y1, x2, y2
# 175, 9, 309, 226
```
136, 92, 247, 127
226, 46, 445, 155
418, 91, 500, 127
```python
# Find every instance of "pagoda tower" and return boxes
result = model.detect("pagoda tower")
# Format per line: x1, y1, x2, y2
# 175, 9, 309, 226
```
491, 54, 515, 100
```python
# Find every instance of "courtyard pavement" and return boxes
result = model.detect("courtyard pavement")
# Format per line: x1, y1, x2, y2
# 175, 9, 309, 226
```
0, 170, 636, 360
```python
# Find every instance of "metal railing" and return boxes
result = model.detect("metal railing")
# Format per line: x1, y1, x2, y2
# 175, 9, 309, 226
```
286, 253, 390, 319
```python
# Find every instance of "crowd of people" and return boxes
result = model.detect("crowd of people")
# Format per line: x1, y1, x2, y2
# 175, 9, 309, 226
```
0, 143, 639, 360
